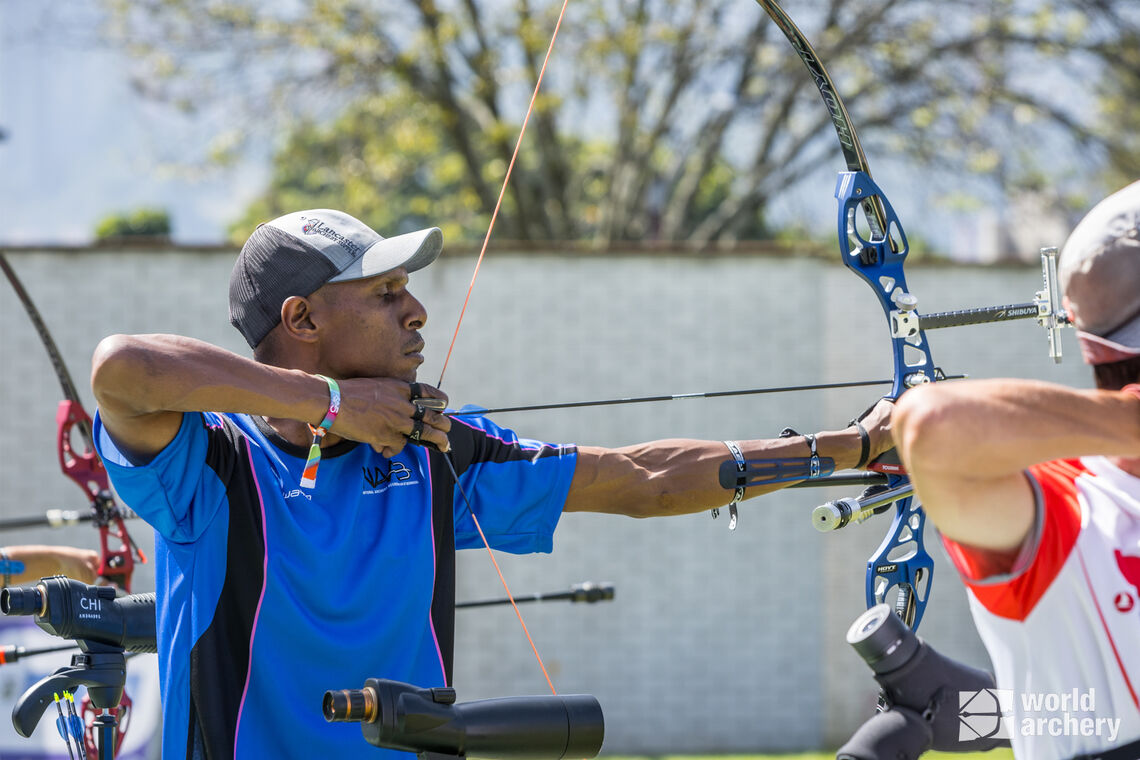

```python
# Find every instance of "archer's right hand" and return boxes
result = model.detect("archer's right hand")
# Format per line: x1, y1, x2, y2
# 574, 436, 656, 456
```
331, 378, 450, 458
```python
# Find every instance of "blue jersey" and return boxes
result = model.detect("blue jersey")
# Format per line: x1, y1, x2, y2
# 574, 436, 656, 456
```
94, 410, 576, 760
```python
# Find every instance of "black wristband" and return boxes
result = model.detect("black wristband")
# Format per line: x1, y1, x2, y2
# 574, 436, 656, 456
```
852, 420, 871, 469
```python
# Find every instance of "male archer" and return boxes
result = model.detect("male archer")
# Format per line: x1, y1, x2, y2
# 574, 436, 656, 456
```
91, 208, 893, 758
895, 181, 1140, 759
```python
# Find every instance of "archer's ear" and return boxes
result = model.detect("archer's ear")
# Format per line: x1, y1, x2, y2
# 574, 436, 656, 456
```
279, 295, 319, 344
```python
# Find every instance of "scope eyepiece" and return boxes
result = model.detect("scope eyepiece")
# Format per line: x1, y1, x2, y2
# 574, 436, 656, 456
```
1, 585, 45, 617
846, 603, 920, 675
325, 679, 604, 759
839, 603, 1010, 757
323, 688, 377, 723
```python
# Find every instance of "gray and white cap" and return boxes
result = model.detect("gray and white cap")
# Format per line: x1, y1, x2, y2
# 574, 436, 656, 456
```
1059, 180, 1140, 365
229, 209, 443, 348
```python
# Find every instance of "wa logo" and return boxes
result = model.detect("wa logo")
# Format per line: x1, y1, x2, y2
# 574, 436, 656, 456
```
959, 689, 1013, 741
362, 462, 417, 494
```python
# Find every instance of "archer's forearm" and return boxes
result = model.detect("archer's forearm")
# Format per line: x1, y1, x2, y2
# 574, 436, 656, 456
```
1, 545, 99, 586
895, 378, 1140, 479
91, 334, 329, 423
565, 426, 866, 517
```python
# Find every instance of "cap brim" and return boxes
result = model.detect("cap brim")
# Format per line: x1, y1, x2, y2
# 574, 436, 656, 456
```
327, 227, 443, 282
1077, 311, 1140, 364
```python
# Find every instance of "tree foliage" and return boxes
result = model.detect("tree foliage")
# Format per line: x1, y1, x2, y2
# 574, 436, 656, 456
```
104, 0, 1140, 248
94, 208, 172, 240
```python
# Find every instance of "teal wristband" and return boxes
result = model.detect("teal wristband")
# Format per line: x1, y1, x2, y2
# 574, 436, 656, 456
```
314, 374, 341, 430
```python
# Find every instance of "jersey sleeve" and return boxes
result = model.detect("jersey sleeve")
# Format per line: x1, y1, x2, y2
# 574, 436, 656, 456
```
93, 410, 242, 543
445, 414, 577, 554
940, 459, 1084, 620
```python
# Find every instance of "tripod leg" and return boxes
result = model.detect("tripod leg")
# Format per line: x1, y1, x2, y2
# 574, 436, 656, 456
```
93, 713, 117, 760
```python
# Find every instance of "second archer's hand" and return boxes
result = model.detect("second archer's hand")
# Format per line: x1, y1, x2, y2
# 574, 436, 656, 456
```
331, 378, 450, 458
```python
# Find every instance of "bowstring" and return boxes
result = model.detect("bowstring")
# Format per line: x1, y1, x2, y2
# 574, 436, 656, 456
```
433, 0, 573, 696
435, 0, 571, 390
441, 453, 558, 695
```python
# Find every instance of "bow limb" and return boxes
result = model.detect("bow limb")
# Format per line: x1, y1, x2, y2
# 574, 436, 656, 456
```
754, 0, 891, 254
0, 253, 146, 593
753, 0, 936, 629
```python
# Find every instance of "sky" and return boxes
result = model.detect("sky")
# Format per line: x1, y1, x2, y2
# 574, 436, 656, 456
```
0, 1, 267, 245
0, 0, 1076, 260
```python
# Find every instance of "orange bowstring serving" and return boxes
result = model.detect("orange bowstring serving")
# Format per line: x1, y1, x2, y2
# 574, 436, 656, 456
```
436, 0, 573, 697
436, 0, 572, 391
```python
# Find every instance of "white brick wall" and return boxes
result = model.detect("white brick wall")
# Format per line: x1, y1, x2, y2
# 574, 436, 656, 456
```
0, 246, 1089, 752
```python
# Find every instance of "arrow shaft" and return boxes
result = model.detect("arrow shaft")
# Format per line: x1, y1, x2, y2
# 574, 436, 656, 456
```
450, 378, 894, 416
457, 593, 570, 609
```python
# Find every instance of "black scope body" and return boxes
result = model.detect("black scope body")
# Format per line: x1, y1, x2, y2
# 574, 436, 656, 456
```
324, 678, 604, 759
837, 604, 1008, 759
1, 575, 157, 653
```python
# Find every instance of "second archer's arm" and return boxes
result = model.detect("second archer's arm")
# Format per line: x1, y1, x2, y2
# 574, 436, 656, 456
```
894, 378, 1140, 552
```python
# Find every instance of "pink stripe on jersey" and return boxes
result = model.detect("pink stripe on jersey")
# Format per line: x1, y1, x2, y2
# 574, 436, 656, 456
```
424, 456, 448, 684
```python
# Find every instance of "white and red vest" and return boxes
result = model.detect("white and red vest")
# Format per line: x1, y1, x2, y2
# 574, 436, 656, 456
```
944, 455, 1140, 758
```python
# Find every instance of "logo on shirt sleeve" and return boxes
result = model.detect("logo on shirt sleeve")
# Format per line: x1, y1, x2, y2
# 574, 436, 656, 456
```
1115, 549, 1140, 615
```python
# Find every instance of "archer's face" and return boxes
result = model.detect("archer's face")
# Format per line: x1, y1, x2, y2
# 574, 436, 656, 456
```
308, 268, 428, 382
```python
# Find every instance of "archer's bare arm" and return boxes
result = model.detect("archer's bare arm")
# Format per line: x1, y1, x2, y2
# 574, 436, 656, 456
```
893, 378, 1140, 552
563, 399, 893, 516
1, 545, 99, 586
91, 334, 450, 460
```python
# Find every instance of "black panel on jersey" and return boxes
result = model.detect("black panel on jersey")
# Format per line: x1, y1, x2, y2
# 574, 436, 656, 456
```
184, 417, 267, 759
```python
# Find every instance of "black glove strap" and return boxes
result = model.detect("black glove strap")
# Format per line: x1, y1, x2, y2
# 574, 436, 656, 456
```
408, 418, 425, 444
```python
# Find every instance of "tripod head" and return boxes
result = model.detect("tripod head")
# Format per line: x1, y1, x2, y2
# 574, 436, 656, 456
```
1, 575, 156, 653
837, 605, 1010, 759
1, 576, 156, 745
